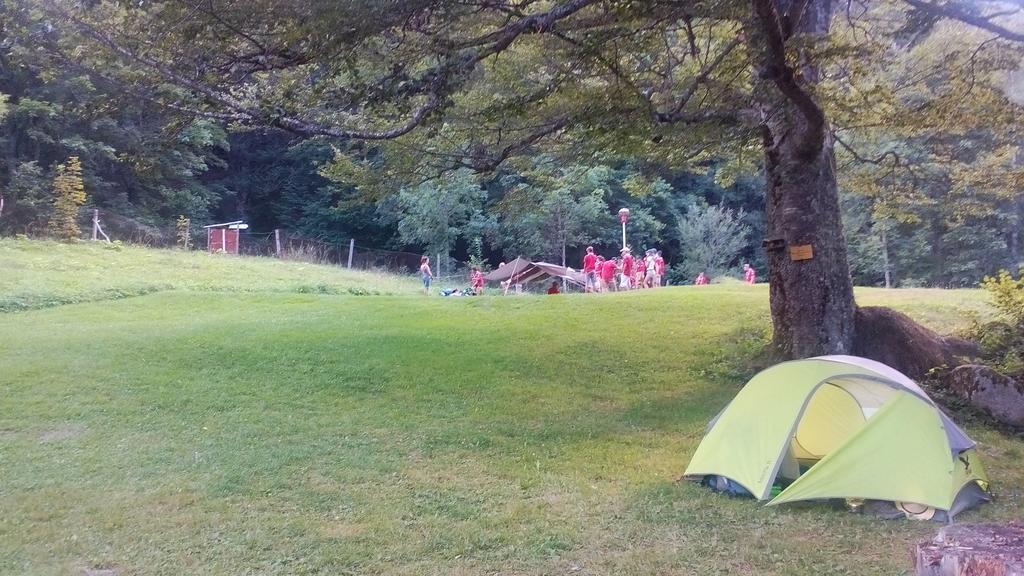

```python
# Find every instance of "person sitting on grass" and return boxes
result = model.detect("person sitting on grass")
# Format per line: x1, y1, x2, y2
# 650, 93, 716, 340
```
547, 281, 560, 294
420, 256, 433, 295
695, 271, 709, 285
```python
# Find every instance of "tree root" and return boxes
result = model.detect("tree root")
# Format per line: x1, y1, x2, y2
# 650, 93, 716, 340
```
852, 306, 978, 380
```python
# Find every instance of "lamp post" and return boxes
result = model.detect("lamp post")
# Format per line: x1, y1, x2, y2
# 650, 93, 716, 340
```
618, 208, 630, 250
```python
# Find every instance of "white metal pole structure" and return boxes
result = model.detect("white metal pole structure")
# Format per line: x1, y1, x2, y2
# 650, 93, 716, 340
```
618, 208, 630, 250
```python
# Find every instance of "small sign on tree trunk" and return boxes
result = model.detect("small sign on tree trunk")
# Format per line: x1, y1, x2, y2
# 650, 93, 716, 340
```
789, 244, 814, 261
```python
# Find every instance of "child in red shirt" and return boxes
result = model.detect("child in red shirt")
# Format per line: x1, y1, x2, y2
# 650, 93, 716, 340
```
601, 258, 617, 291
470, 267, 485, 295
582, 246, 598, 293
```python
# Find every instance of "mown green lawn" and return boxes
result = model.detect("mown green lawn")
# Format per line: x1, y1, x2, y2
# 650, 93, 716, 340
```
0, 246, 1020, 575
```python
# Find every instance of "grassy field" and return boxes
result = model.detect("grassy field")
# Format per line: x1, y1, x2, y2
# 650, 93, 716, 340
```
0, 242, 1020, 575
0, 238, 415, 312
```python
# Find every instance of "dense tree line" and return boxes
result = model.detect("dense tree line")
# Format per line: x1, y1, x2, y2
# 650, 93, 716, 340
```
0, 0, 1021, 301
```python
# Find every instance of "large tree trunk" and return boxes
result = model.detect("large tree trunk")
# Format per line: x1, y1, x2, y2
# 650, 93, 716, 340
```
751, 0, 857, 358
761, 114, 856, 357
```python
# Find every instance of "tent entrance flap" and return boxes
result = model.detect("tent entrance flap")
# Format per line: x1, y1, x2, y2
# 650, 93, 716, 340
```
769, 392, 956, 510
793, 383, 866, 460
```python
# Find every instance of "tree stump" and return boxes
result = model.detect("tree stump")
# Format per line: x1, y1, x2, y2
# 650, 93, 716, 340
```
914, 523, 1024, 575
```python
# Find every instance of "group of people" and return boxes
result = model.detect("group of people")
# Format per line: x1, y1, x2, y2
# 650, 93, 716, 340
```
581, 246, 666, 293
419, 256, 488, 296
420, 252, 758, 296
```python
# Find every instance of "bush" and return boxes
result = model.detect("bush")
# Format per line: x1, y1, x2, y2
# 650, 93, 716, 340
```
48, 156, 87, 241
981, 268, 1024, 327
971, 268, 1024, 378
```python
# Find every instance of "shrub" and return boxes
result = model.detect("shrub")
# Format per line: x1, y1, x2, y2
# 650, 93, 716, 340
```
972, 268, 1024, 378
48, 156, 87, 241
981, 268, 1024, 327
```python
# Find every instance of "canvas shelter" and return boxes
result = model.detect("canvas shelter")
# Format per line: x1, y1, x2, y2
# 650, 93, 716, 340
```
685, 355, 990, 518
483, 258, 586, 288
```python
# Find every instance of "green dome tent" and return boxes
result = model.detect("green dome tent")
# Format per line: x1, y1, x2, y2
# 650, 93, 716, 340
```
685, 355, 990, 519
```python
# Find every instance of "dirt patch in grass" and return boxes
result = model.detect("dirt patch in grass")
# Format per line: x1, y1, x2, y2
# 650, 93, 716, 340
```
318, 521, 367, 539
79, 565, 120, 576
39, 424, 87, 442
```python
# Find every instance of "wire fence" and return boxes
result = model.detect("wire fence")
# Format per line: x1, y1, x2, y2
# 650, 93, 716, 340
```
4, 207, 591, 293
67, 208, 467, 278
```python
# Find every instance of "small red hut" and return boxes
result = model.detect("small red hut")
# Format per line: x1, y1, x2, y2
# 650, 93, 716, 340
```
204, 221, 247, 254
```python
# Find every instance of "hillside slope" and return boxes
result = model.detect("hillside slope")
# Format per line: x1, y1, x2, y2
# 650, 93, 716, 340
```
0, 239, 417, 311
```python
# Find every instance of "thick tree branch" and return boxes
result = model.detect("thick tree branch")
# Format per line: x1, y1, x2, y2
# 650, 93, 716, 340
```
751, 0, 827, 151
457, 0, 601, 53
469, 116, 572, 171
42, 0, 601, 142
660, 36, 744, 121
901, 0, 1024, 42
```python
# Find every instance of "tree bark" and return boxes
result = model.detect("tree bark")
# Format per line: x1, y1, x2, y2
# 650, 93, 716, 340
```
750, 0, 857, 358
914, 523, 1024, 575
881, 226, 892, 288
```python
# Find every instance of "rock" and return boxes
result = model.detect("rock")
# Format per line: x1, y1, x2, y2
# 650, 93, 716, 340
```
914, 523, 1024, 575
853, 306, 978, 380
949, 364, 1024, 427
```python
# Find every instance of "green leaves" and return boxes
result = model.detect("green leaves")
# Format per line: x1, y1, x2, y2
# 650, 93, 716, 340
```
673, 203, 750, 281
49, 156, 87, 241
396, 169, 489, 260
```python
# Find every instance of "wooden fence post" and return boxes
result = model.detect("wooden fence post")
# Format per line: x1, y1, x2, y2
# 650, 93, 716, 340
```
347, 238, 355, 269
92, 209, 99, 241
274, 229, 282, 257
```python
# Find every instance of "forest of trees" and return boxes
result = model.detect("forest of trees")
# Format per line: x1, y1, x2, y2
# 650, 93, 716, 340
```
0, 0, 1021, 290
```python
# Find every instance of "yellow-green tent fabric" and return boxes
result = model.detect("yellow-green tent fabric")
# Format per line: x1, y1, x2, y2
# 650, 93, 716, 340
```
684, 355, 989, 517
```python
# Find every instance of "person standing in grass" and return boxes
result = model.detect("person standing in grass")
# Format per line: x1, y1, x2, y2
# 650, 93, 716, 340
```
655, 250, 666, 287
743, 263, 756, 285
420, 256, 433, 295
470, 267, 485, 295
601, 256, 618, 292
645, 250, 658, 288
634, 255, 646, 288
582, 246, 598, 293
620, 248, 634, 290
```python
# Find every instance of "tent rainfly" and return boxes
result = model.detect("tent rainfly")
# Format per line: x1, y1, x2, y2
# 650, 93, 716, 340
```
483, 258, 586, 287
684, 355, 990, 519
